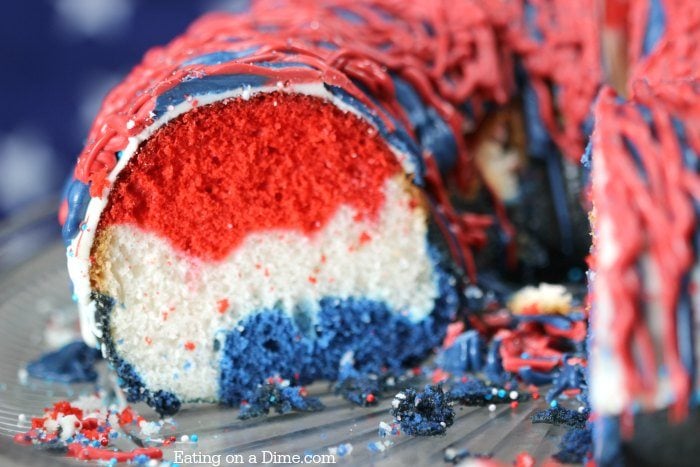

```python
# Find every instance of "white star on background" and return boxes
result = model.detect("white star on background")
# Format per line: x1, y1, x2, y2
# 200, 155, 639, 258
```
54, 0, 134, 39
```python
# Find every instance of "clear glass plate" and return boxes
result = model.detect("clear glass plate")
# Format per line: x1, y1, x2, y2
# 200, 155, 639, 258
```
0, 242, 571, 466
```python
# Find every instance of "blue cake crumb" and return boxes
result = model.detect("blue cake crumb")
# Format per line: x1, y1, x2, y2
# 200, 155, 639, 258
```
553, 426, 593, 464
531, 406, 589, 429
333, 352, 386, 406
390, 384, 454, 436
448, 379, 527, 406
26, 341, 101, 384
238, 380, 324, 420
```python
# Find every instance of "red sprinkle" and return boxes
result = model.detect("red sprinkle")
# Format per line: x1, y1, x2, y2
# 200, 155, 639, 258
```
365, 394, 376, 404
217, 298, 229, 314
515, 452, 535, 467
184, 341, 196, 351
359, 231, 372, 244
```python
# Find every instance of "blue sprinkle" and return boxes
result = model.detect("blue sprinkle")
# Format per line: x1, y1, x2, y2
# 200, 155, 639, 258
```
71, 293, 78, 302
134, 454, 149, 464
337, 443, 350, 456
80, 223, 88, 231
190, 434, 199, 442
109, 431, 118, 439
550, 400, 559, 408
484, 394, 492, 400
497, 389, 507, 398
183, 361, 192, 371
521, 352, 530, 359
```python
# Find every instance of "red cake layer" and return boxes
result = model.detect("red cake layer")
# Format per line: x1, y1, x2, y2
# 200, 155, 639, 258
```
99, 93, 403, 261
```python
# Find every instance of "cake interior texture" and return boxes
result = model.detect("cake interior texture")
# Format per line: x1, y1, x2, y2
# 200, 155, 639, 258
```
89, 92, 457, 408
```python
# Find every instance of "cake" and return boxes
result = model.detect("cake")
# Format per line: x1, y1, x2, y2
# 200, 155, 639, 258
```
58, 0, 523, 414
56, 0, 700, 463
588, 1, 700, 465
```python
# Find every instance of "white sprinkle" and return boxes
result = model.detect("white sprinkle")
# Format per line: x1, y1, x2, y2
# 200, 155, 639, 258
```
58, 414, 81, 440
17, 413, 26, 423
578, 406, 586, 413
379, 421, 392, 435
491, 388, 498, 396
180, 435, 189, 443
17, 368, 28, 385
395, 392, 406, 400
391, 399, 400, 409
148, 460, 159, 467
44, 418, 59, 433
509, 391, 519, 400
464, 285, 484, 299
488, 404, 496, 412
126, 119, 135, 130
241, 86, 252, 100
440, 421, 447, 428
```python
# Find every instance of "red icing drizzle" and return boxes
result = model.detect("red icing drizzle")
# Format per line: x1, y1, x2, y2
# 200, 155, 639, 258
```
67, 444, 162, 462
592, 82, 700, 421
99, 93, 402, 262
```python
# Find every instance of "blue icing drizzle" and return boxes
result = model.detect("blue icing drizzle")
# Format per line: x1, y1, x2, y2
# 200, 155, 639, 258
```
152, 74, 268, 117
330, 6, 366, 24
392, 76, 458, 172
26, 341, 102, 384
622, 133, 649, 182
642, 0, 666, 57
593, 415, 624, 467
391, 71, 464, 172
524, 1, 544, 43
62, 179, 91, 245
520, 74, 553, 158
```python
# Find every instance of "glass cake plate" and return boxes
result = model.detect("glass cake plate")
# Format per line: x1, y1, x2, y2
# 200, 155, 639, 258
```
0, 206, 572, 466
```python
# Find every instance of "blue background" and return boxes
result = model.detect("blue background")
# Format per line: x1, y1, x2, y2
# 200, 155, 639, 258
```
0, 0, 247, 220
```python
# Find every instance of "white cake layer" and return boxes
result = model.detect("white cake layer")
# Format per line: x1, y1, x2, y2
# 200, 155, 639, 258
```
97, 175, 440, 401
